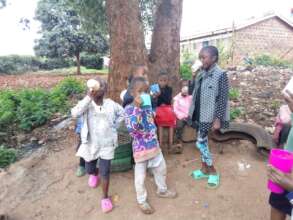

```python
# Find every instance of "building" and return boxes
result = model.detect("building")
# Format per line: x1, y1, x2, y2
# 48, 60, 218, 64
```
180, 14, 293, 65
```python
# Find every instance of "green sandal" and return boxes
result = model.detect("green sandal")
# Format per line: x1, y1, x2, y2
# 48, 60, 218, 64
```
207, 174, 220, 189
76, 166, 86, 177
191, 169, 209, 180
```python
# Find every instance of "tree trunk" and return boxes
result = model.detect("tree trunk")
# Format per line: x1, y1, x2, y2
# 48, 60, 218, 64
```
106, 0, 148, 101
148, 0, 183, 90
76, 53, 81, 75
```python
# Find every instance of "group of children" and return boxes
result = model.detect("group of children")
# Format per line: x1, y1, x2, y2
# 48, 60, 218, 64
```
71, 46, 230, 214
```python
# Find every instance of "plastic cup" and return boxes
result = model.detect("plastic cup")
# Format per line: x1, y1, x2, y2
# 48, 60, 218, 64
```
140, 93, 152, 107
268, 149, 293, 194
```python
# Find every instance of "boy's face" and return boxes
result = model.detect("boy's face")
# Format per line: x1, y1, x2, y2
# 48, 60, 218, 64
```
132, 81, 147, 97
199, 50, 215, 70
158, 75, 168, 88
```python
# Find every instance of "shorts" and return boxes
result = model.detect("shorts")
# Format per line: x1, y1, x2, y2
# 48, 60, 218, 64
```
269, 192, 292, 216
85, 158, 111, 179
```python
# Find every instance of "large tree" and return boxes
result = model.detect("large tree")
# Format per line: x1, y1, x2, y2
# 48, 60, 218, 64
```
67, 0, 183, 98
34, 0, 108, 75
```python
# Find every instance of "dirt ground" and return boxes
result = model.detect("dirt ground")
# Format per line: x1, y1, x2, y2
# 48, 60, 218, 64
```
0, 128, 271, 220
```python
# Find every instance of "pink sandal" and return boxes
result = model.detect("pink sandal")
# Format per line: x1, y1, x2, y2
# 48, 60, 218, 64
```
101, 198, 113, 213
88, 175, 100, 188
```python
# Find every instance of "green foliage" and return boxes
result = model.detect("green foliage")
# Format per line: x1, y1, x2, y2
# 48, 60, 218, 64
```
0, 90, 17, 129
53, 77, 86, 97
230, 107, 244, 120
180, 63, 192, 80
181, 51, 197, 66
34, 0, 108, 73
218, 43, 231, 68
80, 54, 104, 69
16, 89, 52, 131
0, 145, 17, 168
0, 55, 75, 74
252, 54, 293, 69
229, 88, 240, 100
0, 78, 84, 132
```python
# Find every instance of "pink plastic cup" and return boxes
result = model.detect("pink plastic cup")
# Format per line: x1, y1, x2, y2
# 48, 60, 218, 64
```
268, 149, 293, 194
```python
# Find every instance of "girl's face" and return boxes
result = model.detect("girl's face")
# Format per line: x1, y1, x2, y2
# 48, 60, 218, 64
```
158, 75, 168, 88
199, 50, 216, 70
93, 80, 106, 99
132, 81, 148, 97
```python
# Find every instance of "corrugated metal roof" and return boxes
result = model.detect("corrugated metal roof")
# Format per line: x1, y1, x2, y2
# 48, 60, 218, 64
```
181, 14, 293, 42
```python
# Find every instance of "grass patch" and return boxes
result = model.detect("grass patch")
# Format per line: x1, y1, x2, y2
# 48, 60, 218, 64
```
229, 88, 240, 100
32, 66, 109, 76
230, 107, 245, 120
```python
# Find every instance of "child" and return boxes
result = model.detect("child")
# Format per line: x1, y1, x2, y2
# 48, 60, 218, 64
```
268, 90, 293, 220
123, 64, 148, 107
154, 71, 178, 152
173, 80, 192, 148
124, 77, 177, 215
189, 46, 229, 188
75, 116, 86, 177
71, 78, 124, 213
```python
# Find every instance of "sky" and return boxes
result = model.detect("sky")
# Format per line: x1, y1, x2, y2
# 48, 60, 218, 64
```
0, 0, 292, 56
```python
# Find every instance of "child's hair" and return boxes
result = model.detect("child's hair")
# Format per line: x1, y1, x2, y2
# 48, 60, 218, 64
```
128, 74, 133, 84
201, 46, 219, 62
129, 76, 147, 92
159, 70, 168, 78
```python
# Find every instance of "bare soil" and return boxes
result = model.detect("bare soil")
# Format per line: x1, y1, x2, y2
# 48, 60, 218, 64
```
0, 129, 270, 220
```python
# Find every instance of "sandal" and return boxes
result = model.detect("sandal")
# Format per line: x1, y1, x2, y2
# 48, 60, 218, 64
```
138, 202, 155, 215
101, 198, 113, 213
207, 174, 220, 189
88, 175, 100, 188
75, 166, 86, 177
191, 169, 209, 180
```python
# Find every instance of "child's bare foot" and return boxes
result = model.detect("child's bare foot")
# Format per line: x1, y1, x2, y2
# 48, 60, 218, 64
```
157, 189, 177, 199
168, 143, 183, 154
138, 202, 155, 214
201, 162, 209, 175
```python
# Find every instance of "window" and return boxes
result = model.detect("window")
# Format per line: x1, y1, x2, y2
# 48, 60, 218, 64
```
193, 43, 197, 50
202, 41, 209, 47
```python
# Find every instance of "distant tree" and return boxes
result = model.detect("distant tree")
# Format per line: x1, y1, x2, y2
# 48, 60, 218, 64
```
34, 0, 108, 74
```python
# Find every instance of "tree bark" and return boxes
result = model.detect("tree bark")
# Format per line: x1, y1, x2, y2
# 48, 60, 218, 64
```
76, 52, 81, 75
148, 0, 183, 90
106, 0, 148, 101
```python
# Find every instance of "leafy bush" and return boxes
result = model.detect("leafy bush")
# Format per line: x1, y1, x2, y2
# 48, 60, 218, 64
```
16, 89, 52, 131
0, 145, 17, 168
180, 63, 192, 80
0, 55, 40, 74
230, 107, 244, 120
53, 77, 86, 97
0, 78, 85, 132
0, 55, 75, 74
229, 88, 240, 100
38, 57, 74, 70
252, 54, 293, 69
80, 54, 104, 69
0, 90, 17, 130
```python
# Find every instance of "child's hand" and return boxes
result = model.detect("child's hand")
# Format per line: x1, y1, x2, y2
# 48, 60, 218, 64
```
212, 118, 221, 131
134, 95, 142, 107
267, 165, 293, 191
87, 90, 97, 99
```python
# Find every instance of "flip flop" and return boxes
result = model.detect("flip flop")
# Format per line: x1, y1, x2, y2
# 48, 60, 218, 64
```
191, 169, 209, 180
101, 198, 113, 213
207, 174, 220, 189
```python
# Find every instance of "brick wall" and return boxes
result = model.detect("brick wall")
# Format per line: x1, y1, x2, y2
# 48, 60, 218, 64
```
233, 17, 293, 64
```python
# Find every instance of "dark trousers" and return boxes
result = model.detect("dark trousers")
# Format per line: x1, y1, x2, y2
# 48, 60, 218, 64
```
175, 119, 188, 141
85, 159, 111, 179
